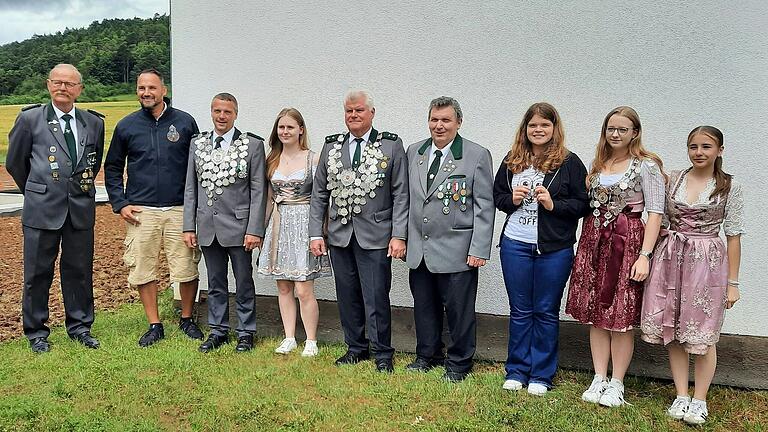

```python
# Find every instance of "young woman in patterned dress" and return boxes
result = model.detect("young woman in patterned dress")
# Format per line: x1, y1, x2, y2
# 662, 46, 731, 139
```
565, 106, 665, 407
258, 108, 331, 356
640, 126, 743, 425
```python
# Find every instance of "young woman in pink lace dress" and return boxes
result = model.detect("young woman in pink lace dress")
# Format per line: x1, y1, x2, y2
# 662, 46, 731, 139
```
565, 106, 665, 407
640, 126, 743, 425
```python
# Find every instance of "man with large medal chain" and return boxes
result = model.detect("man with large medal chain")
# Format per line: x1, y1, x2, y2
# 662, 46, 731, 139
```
7, 64, 105, 352
309, 90, 408, 373
403, 97, 495, 382
182, 93, 267, 353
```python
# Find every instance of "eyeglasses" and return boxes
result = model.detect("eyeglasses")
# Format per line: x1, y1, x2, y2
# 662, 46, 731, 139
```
48, 79, 81, 89
605, 127, 634, 136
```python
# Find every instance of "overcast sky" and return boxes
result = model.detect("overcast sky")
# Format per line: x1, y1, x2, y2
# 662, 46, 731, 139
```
0, 0, 169, 45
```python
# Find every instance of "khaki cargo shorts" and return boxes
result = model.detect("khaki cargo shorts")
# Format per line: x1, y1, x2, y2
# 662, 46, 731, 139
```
122, 206, 201, 287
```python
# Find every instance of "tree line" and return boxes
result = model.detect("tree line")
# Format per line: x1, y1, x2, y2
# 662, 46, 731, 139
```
0, 14, 170, 105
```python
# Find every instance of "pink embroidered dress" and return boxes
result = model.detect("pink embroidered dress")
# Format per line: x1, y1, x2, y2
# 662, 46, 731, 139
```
566, 158, 665, 331
640, 169, 744, 354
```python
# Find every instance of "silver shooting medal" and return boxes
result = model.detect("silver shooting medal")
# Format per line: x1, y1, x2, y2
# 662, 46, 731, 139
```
167, 125, 180, 142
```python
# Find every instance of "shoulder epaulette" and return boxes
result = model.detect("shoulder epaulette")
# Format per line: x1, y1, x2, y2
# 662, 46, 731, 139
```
246, 132, 264, 141
87, 109, 105, 119
325, 133, 344, 144
21, 103, 41, 112
380, 131, 398, 141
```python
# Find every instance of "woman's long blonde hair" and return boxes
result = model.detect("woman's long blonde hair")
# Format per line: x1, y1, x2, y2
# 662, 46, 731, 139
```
266, 108, 309, 179
506, 102, 569, 174
588, 106, 664, 181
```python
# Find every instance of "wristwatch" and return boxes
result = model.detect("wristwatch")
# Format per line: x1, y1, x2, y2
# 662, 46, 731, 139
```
639, 250, 653, 259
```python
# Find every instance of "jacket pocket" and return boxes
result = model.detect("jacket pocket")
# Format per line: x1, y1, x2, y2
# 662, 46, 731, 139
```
452, 209, 473, 229
234, 208, 249, 220
25, 181, 46, 194
374, 208, 392, 222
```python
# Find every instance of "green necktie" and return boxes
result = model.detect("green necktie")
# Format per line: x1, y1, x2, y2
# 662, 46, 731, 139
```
61, 114, 77, 162
427, 149, 442, 190
352, 138, 363, 167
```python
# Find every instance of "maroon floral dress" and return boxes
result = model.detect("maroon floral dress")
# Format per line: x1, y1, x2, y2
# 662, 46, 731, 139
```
566, 158, 665, 331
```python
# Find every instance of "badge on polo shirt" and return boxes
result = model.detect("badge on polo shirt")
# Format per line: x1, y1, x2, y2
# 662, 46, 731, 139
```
167, 125, 180, 142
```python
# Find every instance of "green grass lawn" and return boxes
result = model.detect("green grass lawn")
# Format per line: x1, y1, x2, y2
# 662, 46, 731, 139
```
0, 294, 765, 432
0, 99, 139, 164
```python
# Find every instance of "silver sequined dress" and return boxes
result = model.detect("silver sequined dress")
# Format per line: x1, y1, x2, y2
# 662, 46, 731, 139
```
258, 151, 331, 281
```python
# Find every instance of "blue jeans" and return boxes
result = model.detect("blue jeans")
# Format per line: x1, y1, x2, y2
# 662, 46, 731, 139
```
500, 236, 574, 387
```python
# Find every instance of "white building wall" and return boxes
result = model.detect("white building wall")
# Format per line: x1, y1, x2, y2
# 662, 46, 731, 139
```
170, 1, 768, 337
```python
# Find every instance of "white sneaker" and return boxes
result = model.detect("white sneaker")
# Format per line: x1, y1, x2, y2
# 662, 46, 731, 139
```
502, 379, 523, 391
275, 337, 297, 354
581, 374, 608, 403
301, 340, 319, 357
527, 382, 548, 396
667, 395, 690, 420
598, 379, 626, 407
683, 399, 708, 425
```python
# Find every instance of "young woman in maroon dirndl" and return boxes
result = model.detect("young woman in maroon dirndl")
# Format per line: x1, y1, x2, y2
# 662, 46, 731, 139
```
565, 106, 665, 407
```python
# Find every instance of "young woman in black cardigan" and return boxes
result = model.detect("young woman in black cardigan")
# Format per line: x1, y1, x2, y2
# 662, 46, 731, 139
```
493, 102, 589, 395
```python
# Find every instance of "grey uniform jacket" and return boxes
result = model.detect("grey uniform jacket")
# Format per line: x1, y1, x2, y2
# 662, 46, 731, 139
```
405, 135, 494, 273
182, 128, 267, 248
309, 128, 408, 250
7, 102, 105, 230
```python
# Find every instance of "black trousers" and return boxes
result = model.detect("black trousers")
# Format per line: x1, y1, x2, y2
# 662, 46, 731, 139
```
329, 235, 394, 360
22, 216, 95, 340
409, 260, 478, 373
201, 238, 256, 338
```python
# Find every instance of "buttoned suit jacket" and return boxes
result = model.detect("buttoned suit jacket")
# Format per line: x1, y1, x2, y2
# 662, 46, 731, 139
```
405, 134, 494, 273
309, 128, 408, 250
182, 128, 267, 248
7, 102, 105, 230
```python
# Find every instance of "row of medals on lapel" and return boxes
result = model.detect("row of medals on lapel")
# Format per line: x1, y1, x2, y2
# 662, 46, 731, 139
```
194, 133, 250, 206
47, 145, 94, 191
420, 155, 467, 215
327, 136, 387, 225
589, 158, 642, 228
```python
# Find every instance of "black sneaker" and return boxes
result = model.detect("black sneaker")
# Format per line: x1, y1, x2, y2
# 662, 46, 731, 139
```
138, 323, 165, 347
179, 318, 204, 340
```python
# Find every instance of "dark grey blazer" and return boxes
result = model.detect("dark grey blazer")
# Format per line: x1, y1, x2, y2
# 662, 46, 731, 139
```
309, 128, 408, 250
405, 135, 494, 273
7, 102, 105, 230
182, 128, 267, 247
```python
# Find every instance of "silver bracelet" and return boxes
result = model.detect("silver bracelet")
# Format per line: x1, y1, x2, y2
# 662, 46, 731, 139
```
727, 279, 740, 287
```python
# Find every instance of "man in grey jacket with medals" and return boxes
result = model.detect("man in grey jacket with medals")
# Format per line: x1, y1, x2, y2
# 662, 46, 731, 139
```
7, 64, 105, 352
309, 90, 408, 373
405, 96, 494, 381
182, 93, 267, 353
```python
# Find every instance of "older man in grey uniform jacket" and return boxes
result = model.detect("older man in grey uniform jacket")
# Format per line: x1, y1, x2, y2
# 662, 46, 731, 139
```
7, 64, 105, 352
309, 90, 408, 373
404, 96, 494, 381
182, 93, 267, 353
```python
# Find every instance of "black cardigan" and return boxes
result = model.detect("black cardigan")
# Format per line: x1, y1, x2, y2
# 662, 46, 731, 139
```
493, 152, 590, 253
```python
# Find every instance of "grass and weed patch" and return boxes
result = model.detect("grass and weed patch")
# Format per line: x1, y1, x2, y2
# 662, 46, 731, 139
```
0, 293, 765, 431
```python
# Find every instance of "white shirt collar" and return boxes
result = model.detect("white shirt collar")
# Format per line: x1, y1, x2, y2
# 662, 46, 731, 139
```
429, 139, 453, 164
349, 128, 372, 144
213, 127, 236, 144
52, 103, 76, 121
